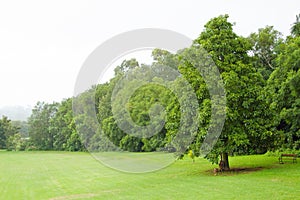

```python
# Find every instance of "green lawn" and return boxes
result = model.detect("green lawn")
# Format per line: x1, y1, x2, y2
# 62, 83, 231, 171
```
0, 151, 299, 200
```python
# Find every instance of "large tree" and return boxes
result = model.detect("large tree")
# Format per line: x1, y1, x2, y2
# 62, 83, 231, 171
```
192, 15, 272, 169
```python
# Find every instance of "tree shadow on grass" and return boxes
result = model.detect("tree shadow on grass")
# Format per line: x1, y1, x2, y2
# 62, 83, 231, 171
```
207, 167, 266, 176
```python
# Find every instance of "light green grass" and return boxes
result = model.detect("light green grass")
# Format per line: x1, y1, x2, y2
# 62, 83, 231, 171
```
0, 151, 299, 200
92, 151, 174, 173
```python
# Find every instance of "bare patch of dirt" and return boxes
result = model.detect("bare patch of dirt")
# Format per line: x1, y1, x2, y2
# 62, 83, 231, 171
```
207, 166, 265, 176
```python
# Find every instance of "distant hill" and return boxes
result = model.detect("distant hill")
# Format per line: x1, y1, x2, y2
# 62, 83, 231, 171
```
0, 106, 32, 121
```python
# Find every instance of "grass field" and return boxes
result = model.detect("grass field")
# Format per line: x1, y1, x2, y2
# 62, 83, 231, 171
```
0, 151, 299, 200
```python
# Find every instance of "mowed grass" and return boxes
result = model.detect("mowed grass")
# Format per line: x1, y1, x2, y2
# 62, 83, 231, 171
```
0, 151, 299, 200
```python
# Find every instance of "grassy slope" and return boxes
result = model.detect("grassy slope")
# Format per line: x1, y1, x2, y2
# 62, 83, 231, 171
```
0, 151, 299, 200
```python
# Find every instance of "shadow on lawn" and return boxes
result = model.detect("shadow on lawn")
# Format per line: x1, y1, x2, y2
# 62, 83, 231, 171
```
208, 166, 266, 176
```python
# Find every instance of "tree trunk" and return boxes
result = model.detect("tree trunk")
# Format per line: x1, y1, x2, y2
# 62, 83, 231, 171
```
220, 152, 230, 171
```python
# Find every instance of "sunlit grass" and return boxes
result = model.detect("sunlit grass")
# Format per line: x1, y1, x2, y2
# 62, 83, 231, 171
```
92, 151, 175, 173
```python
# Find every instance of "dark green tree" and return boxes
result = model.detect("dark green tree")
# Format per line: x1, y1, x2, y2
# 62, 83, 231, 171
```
266, 36, 300, 149
28, 102, 59, 150
192, 15, 272, 169
50, 98, 85, 151
0, 116, 19, 149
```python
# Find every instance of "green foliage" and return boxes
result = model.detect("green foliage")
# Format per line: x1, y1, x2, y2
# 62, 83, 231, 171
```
291, 14, 300, 37
11, 121, 29, 138
0, 116, 19, 149
114, 58, 139, 75
265, 148, 300, 157
27, 100, 85, 151
191, 15, 272, 166
194, 14, 252, 71
100, 66, 178, 152
6, 133, 28, 151
248, 26, 283, 79
15, 14, 300, 169
27, 102, 59, 150
266, 36, 300, 150
51, 98, 85, 151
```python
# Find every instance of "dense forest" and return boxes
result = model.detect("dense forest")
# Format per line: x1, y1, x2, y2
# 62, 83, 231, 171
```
1, 14, 299, 169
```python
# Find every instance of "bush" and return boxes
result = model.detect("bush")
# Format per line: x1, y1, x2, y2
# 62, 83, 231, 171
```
265, 148, 300, 157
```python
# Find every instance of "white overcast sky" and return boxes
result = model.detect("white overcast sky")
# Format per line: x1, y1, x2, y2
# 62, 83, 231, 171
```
0, 0, 299, 107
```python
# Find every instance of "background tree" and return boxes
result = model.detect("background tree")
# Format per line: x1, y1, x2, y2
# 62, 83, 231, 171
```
0, 116, 19, 149
100, 64, 177, 152
248, 26, 283, 80
6, 133, 25, 151
114, 58, 139, 76
28, 102, 59, 150
291, 14, 300, 37
12, 121, 29, 138
266, 36, 300, 149
50, 98, 85, 151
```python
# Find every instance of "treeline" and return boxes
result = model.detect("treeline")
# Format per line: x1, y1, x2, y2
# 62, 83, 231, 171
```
0, 15, 299, 166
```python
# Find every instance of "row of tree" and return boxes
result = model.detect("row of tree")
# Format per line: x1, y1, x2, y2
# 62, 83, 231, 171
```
1, 14, 299, 170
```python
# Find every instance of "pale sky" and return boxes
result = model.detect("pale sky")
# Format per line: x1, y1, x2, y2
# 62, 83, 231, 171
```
0, 0, 299, 107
